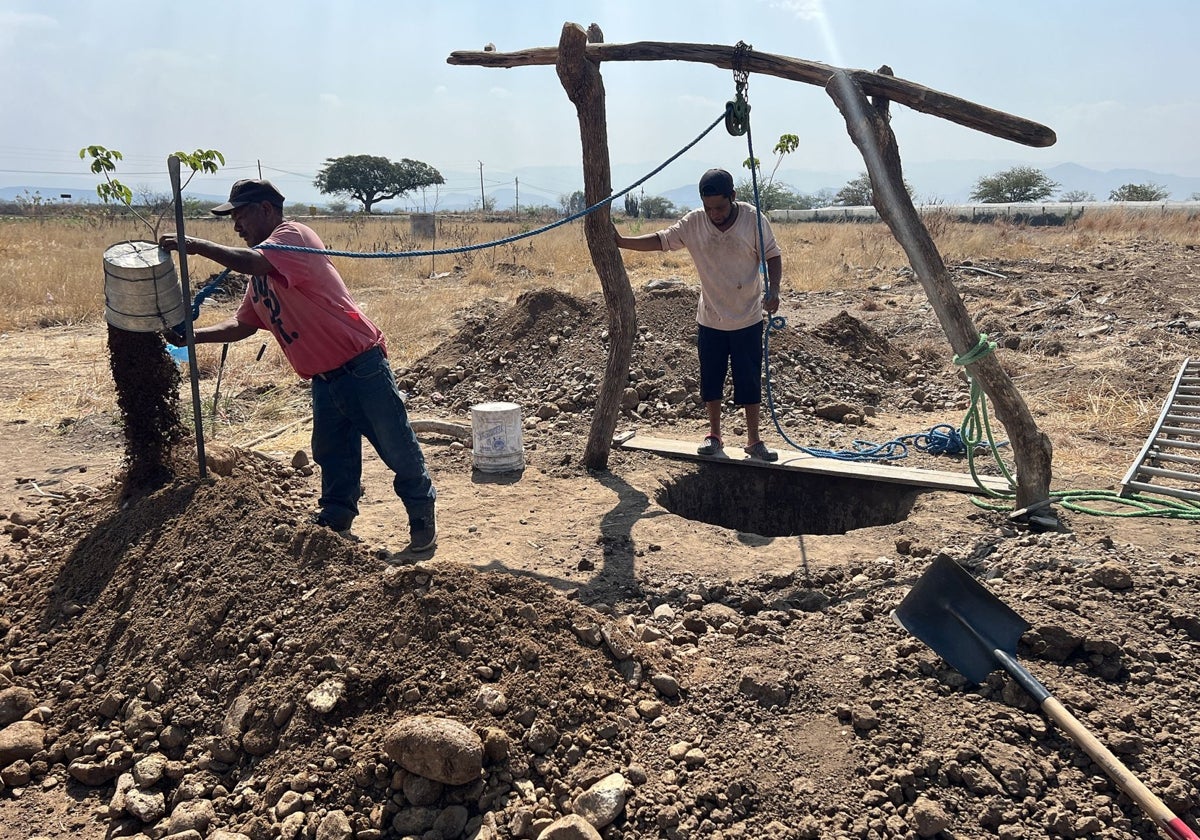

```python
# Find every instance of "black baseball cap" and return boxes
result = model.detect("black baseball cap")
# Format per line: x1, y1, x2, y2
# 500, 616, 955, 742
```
211, 179, 286, 215
698, 168, 735, 197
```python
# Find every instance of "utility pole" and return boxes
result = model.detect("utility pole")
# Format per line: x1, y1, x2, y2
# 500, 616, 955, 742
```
514, 177, 519, 217
257, 159, 263, 179
478, 161, 485, 213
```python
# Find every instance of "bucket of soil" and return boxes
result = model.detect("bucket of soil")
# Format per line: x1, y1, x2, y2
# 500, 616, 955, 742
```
103, 239, 186, 332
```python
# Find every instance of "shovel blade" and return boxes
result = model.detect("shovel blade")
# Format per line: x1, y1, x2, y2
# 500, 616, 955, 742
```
892, 555, 1031, 685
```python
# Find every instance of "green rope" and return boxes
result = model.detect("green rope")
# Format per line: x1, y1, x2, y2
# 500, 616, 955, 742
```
953, 335, 1017, 496
952, 335, 1200, 520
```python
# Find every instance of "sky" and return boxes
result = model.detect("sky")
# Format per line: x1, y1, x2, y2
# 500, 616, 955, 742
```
2, 0, 1198, 208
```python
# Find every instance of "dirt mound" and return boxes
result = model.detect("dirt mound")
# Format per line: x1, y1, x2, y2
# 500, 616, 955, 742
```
400, 284, 930, 442
1, 452, 671, 839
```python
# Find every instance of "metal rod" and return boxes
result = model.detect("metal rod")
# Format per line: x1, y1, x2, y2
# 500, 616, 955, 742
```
1136, 465, 1200, 483
167, 155, 207, 479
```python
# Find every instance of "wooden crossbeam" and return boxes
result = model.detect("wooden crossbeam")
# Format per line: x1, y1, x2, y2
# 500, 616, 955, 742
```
449, 40, 1055, 148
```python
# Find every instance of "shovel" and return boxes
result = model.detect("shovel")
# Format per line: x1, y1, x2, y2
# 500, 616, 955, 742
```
892, 555, 1197, 840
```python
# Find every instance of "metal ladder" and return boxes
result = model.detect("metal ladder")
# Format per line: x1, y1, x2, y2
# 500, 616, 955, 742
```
1119, 358, 1200, 502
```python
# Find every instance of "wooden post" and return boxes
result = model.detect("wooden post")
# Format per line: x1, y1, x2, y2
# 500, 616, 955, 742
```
555, 22, 636, 471
826, 70, 1053, 509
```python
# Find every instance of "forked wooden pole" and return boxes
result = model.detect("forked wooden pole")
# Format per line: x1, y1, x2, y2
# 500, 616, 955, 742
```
825, 70, 1052, 508
555, 22, 637, 471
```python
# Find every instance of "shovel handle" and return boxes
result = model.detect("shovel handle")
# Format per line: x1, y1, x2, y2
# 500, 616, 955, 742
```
1041, 696, 1197, 840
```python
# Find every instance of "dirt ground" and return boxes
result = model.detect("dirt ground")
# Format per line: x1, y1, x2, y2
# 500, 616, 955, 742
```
0, 232, 1198, 840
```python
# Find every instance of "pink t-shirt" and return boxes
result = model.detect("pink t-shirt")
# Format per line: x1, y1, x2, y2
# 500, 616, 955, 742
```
235, 221, 385, 379
657, 202, 782, 331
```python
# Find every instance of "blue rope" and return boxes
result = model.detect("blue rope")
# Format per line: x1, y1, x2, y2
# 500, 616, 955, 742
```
255, 110, 730, 260
188, 268, 232, 320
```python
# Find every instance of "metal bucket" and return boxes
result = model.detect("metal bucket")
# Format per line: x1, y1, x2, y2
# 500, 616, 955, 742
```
103, 240, 185, 332
471, 401, 525, 473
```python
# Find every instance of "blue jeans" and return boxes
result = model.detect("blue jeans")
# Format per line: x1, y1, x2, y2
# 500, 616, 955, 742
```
310, 347, 436, 530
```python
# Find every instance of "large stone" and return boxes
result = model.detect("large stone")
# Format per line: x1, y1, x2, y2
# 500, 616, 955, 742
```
68, 753, 131, 786
167, 798, 217, 834
0, 687, 37, 727
315, 809, 353, 840
910, 797, 951, 838
382, 716, 483, 785
572, 773, 628, 829
539, 814, 602, 840
0, 721, 44, 765
126, 787, 167, 823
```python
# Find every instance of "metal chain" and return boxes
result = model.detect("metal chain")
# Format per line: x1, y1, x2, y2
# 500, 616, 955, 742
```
726, 41, 753, 136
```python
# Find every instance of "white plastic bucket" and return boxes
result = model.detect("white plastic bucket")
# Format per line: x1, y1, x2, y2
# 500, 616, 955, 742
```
471, 401, 524, 472
103, 240, 186, 332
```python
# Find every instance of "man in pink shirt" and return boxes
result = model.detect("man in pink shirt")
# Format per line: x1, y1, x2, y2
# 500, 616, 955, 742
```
615, 168, 783, 461
160, 179, 437, 551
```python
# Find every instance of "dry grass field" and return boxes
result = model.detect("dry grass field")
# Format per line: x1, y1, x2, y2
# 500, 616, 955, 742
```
1, 208, 1196, 460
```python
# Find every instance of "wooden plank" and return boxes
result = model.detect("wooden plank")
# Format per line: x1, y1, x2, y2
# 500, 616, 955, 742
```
617, 434, 1012, 495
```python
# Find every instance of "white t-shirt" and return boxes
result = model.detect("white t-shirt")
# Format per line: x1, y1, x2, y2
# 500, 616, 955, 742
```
657, 201, 782, 331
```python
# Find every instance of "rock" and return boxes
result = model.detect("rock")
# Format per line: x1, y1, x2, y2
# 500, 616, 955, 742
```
738, 666, 791, 708
1026, 624, 1083, 662
649, 673, 680, 698
851, 707, 880, 731
525, 720, 560, 755
391, 806, 438, 836
0, 720, 43, 765
290, 450, 310, 468
305, 679, 344, 714
572, 772, 628, 829
539, 814, 602, 840
167, 798, 217, 834
433, 804, 469, 838
402, 773, 443, 806
132, 753, 168, 787
481, 727, 510, 763
911, 797, 951, 837
126, 787, 167, 823
315, 809, 352, 840
209, 833, 252, 840
67, 753, 131, 786
814, 400, 858, 421
204, 443, 237, 477
0, 687, 36, 726
382, 716, 483, 785
1168, 612, 1200, 641
0, 759, 30, 786
1091, 561, 1133, 590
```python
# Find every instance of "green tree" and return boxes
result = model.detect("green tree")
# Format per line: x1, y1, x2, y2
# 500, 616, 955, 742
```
1109, 182, 1169, 201
313, 154, 444, 214
638, 195, 678, 219
623, 192, 639, 217
1059, 189, 1095, 202
79, 145, 224, 238
833, 172, 914, 206
560, 190, 586, 216
969, 166, 1058, 203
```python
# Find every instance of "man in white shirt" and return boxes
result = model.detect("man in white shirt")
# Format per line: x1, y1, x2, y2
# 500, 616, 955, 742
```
614, 168, 783, 460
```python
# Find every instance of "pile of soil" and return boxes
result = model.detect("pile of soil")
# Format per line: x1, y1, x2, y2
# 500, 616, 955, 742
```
1, 234, 1199, 840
